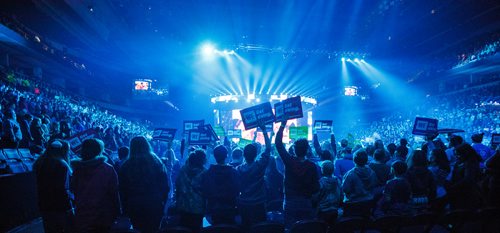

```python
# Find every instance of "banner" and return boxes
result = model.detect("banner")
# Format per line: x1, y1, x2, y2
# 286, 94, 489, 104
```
274, 96, 303, 122
68, 129, 97, 153
188, 130, 212, 145
412, 117, 438, 136
214, 125, 225, 138
227, 129, 242, 138
289, 126, 309, 140
183, 120, 205, 132
314, 120, 333, 132
152, 128, 176, 141
240, 102, 275, 130
238, 138, 253, 148
256, 124, 274, 132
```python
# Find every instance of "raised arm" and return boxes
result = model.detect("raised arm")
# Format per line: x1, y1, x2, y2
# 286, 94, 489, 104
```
330, 129, 337, 159
313, 129, 323, 156
275, 120, 290, 163
260, 125, 271, 155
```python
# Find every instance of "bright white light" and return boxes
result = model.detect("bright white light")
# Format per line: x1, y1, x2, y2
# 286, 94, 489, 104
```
201, 43, 216, 57
354, 58, 359, 62
361, 59, 365, 62
256, 98, 261, 102
341, 57, 346, 62
347, 58, 351, 62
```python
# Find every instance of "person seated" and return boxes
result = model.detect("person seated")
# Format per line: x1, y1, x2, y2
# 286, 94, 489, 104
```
71, 138, 120, 233
275, 120, 320, 230
377, 161, 413, 216
406, 150, 436, 208
201, 145, 240, 225
342, 149, 379, 203
237, 125, 271, 230
315, 161, 342, 225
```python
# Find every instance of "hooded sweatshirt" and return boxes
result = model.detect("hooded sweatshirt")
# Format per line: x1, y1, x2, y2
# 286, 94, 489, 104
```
342, 166, 379, 202
201, 164, 240, 215
317, 176, 342, 213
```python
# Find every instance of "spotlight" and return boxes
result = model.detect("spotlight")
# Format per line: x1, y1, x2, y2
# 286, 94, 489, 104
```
341, 57, 346, 62
229, 50, 236, 55
354, 58, 359, 62
201, 43, 216, 57
347, 58, 351, 62
361, 59, 365, 62
256, 98, 261, 102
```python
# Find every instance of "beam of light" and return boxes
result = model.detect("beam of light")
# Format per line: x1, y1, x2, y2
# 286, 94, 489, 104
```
200, 42, 216, 58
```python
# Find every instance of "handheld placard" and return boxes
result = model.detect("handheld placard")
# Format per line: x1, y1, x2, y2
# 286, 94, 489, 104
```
240, 102, 275, 130
314, 120, 333, 132
412, 117, 438, 136
152, 128, 177, 141
289, 126, 309, 140
274, 96, 303, 122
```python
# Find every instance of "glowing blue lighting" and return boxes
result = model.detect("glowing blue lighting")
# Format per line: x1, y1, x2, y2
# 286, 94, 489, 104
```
347, 58, 352, 62
201, 43, 216, 57
354, 58, 359, 62
341, 57, 346, 62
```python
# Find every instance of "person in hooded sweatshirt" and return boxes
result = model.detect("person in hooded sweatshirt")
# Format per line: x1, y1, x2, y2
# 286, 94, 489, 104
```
176, 149, 207, 233
201, 144, 240, 225
275, 120, 320, 230
342, 149, 379, 203
237, 125, 271, 231
34, 139, 73, 233
71, 138, 120, 233
315, 160, 342, 225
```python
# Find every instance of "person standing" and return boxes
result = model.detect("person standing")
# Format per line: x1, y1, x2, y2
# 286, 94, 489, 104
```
71, 139, 120, 233
119, 136, 169, 233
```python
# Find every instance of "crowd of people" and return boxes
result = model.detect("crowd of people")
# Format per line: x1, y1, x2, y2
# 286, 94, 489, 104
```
454, 33, 500, 68
1, 64, 499, 233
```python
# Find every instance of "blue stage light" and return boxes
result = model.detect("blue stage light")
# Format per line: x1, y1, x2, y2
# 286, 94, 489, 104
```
341, 57, 346, 62
354, 58, 360, 62
201, 43, 216, 57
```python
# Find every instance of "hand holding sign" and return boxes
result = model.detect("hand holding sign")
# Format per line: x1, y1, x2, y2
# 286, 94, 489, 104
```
274, 96, 303, 122
240, 102, 275, 130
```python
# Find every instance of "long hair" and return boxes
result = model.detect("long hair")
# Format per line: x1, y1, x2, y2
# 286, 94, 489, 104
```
407, 149, 428, 169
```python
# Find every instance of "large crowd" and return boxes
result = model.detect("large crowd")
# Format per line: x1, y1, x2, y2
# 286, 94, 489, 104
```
1, 62, 499, 233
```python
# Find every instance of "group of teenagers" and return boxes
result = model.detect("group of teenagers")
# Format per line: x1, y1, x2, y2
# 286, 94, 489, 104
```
33, 118, 500, 233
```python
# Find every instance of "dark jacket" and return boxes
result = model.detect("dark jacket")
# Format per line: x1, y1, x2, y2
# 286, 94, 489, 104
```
201, 164, 240, 215
2, 118, 22, 147
119, 156, 169, 213
406, 167, 436, 200
34, 156, 72, 212
368, 162, 391, 186
316, 176, 342, 213
30, 125, 45, 147
175, 164, 206, 214
380, 177, 413, 216
342, 166, 379, 202
237, 150, 270, 205
71, 156, 120, 232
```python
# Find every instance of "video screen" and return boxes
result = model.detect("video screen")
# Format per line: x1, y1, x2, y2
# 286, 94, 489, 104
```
134, 80, 151, 91
344, 86, 358, 96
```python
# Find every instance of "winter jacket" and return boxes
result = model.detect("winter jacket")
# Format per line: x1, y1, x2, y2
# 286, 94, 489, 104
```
34, 156, 72, 212
316, 176, 342, 213
119, 156, 169, 213
201, 164, 240, 215
342, 166, 379, 202
368, 162, 391, 186
175, 164, 206, 214
71, 156, 120, 232
237, 150, 270, 205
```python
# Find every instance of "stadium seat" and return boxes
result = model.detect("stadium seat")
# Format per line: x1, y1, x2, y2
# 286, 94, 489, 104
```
331, 216, 368, 233
1, 149, 28, 174
267, 199, 284, 212
400, 211, 438, 233
342, 200, 375, 218
438, 209, 474, 232
476, 207, 500, 233
200, 224, 242, 233
161, 226, 193, 233
250, 221, 284, 233
289, 220, 328, 233
370, 215, 407, 233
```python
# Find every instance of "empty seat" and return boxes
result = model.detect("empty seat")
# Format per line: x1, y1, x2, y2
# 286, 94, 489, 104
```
342, 200, 375, 218
250, 221, 284, 233
201, 224, 242, 233
439, 209, 474, 232
289, 220, 328, 233
400, 211, 438, 233
3, 149, 21, 160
